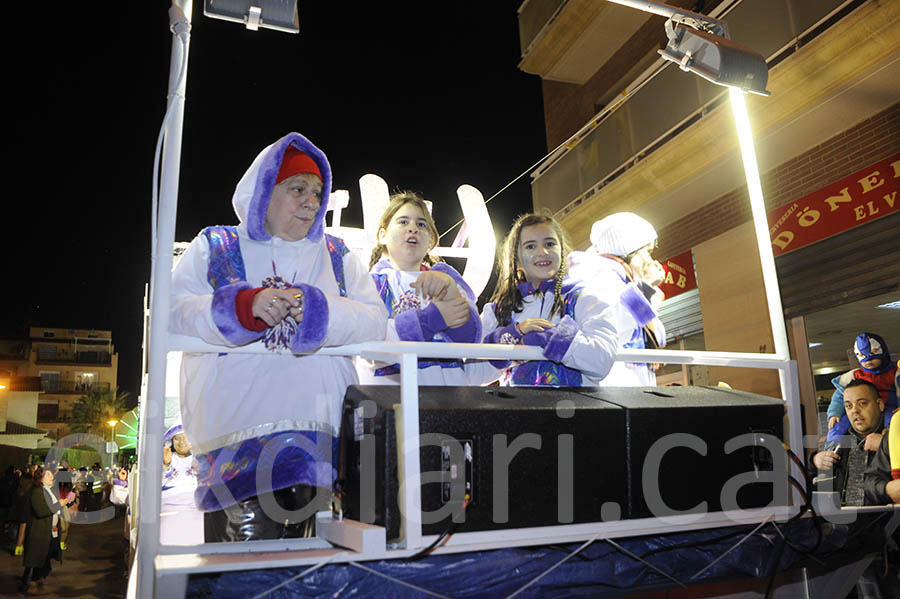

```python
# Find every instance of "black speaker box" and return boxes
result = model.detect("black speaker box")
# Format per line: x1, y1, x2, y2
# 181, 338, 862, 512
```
577, 386, 786, 519
337, 385, 785, 540
338, 386, 627, 541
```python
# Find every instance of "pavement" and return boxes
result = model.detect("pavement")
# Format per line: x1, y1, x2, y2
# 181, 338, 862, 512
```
1, 513, 128, 598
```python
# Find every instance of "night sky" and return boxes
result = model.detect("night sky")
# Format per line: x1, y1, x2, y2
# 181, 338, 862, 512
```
4, 2, 546, 401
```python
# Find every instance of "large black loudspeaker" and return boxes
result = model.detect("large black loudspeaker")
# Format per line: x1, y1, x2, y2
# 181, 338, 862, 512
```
577, 387, 786, 519
339, 386, 627, 540
338, 385, 785, 540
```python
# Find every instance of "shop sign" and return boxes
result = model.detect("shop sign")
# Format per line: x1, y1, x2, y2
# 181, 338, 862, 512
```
768, 153, 899, 257
659, 249, 697, 299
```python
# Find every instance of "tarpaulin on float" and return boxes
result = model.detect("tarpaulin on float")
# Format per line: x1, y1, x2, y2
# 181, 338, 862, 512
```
186, 516, 881, 599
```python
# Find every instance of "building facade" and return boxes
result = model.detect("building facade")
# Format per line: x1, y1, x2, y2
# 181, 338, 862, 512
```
0, 327, 119, 441
517, 0, 899, 433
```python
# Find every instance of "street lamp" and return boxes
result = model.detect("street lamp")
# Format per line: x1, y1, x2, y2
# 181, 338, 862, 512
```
107, 419, 118, 442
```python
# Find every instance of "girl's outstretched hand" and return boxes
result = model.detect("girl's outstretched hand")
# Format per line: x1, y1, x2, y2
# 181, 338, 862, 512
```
412, 271, 459, 300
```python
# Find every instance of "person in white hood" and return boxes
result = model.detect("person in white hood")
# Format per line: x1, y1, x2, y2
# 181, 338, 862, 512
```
170, 132, 388, 541
567, 212, 666, 387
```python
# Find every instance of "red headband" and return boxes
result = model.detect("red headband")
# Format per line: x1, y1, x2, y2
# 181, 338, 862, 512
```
276, 146, 321, 183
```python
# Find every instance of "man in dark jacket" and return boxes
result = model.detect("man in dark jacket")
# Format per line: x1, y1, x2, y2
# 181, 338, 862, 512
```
811, 379, 885, 504
813, 379, 896, 599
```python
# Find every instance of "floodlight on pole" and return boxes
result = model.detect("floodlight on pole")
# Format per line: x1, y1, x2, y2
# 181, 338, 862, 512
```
605, 0, 783, 355
607, 0, 770, 96
659, 22, 770, 96
203, 0, 299, 33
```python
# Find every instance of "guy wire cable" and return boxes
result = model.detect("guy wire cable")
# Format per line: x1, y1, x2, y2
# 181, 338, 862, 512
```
438, 60, 670, 242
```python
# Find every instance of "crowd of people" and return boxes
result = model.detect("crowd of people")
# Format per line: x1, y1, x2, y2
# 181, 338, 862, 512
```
1, 460, 131, 595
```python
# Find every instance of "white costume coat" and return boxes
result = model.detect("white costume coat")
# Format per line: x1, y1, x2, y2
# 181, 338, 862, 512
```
169, 133, 387, 511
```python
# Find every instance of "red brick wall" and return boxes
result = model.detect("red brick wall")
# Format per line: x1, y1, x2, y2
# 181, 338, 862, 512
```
655, 102, 900, 260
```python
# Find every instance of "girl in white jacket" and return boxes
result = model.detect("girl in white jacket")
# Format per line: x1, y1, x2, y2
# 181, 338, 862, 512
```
473, 213, 618, 387
357, 192, 481, 385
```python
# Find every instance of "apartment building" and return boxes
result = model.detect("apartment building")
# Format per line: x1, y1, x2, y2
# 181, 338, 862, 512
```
0, 327, 119, 441
516, 0, 899, 433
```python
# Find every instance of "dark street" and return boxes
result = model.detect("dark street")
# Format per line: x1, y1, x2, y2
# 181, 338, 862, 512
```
1, 514, 127, 598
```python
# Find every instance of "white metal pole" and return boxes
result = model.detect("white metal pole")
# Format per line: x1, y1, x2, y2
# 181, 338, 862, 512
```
138, 2, 191, 597
727, 88, 790, 361
398, 352, 423, 550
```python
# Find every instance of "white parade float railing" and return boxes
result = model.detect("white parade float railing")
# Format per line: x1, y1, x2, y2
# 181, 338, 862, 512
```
136, 338, 810, 598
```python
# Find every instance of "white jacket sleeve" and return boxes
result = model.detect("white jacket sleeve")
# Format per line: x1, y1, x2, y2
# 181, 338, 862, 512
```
169, 234, 233, 346
586, 270, 644, 347
321, 251, 389, 347
555, 289, 619, 380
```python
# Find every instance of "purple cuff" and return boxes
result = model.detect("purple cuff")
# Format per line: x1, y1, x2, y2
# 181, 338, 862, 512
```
212, 281, 266, 345
290, 284, 329, 352
484, 323, 521, 345
543, 315, 578, 363
419, 303, 448, 340
395, 302, 451, 342
621, 283, 657, 327
394, 308, 425, 342
442, 304, 481, 343
522, 330, 552, 348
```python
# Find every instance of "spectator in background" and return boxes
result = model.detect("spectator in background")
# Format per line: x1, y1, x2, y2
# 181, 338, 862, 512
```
20, 467, 62, 595
826, 332, 897, 443
812, 380, 884, 503
0, 465, 18, 540
13, 471, 34, 557
813, 379, 892, 599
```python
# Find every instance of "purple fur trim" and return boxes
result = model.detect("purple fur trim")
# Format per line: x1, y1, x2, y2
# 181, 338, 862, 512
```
484, 323, 521, 345
442, 304, 481, 343
544, 315, 578, 363
212, 281, 266, 345
522, 330, 552, 348
394, 308, 426, 342
290, 283, 329, 352
247, 133, 333, 242
418, 302, 447, 340
430, 262, 476, 301
621, 283, 657, 327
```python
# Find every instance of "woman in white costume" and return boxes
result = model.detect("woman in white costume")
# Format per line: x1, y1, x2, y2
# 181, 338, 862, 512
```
567, 212, 666, 387
170, 132, 387, 541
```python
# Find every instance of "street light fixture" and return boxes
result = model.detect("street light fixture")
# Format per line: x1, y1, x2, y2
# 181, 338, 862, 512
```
203, 0, 299, 33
